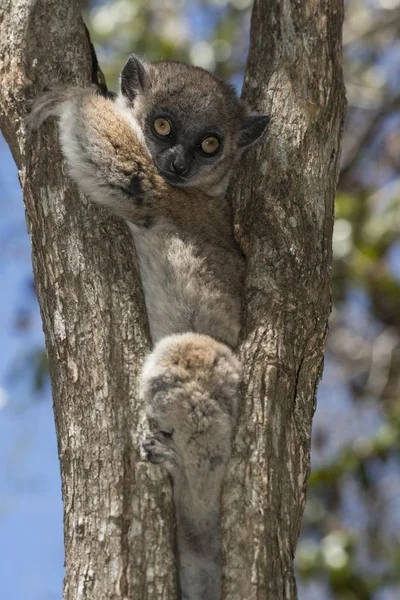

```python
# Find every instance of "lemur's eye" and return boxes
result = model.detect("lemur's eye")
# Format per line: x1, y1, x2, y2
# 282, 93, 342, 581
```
154, 118, 171, 136
200, 136, 220, 155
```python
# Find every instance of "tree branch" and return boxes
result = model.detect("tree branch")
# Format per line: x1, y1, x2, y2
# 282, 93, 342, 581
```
0, 1, 176, 598
223, 1, 346, 598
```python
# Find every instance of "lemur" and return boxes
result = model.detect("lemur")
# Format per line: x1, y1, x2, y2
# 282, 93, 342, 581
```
28, 55, 269, 600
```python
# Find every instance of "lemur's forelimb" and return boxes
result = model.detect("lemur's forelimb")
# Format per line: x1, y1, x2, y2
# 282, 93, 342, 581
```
28, 86, 167, 224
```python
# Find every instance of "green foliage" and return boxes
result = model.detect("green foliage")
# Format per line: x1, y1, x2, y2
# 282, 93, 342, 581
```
84, 0, 252, 90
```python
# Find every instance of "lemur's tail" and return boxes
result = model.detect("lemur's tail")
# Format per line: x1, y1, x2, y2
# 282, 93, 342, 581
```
175, 506, 222, 600
141, 333, 241, 600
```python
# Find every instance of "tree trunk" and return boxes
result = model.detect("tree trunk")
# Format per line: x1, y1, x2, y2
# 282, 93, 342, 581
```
0, 1, 176, 599
222, 2, 346, 599
0, 1, 345, 600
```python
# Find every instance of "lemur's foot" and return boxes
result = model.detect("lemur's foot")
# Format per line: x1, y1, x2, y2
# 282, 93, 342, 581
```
142, 431, 180, 472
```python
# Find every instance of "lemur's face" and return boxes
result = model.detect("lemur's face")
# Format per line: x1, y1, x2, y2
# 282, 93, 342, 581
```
119, 56, 269, 194
142, 106, 228, 188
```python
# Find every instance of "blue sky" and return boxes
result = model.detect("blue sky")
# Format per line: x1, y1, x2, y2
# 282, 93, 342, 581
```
0, 134, 63, 600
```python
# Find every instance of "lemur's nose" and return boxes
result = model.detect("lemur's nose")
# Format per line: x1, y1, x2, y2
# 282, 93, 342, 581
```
171, 157, 188, 176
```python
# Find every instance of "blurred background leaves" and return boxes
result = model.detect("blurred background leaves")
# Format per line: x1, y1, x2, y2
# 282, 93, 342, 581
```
0, 1, 399, 598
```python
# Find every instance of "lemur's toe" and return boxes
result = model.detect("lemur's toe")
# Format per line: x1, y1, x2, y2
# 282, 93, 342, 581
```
142, 435, 181, 472
142, 436, 155, 450
143, 436, 171, 463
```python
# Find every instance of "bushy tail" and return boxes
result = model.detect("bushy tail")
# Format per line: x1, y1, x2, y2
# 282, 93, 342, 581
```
175, 506, 222, 600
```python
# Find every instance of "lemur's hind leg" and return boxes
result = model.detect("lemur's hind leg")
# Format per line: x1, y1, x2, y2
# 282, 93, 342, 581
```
141, 332, 240, 428
141, 332, 241, 600
141, 333, 240, 489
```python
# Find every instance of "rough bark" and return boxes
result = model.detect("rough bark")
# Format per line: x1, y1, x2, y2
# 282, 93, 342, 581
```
0, 1, 345, 600
0, 1, 176, 599
222, 1, 346, 599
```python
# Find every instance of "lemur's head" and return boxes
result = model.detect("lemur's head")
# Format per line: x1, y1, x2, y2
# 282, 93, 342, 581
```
118, 55, 269, 195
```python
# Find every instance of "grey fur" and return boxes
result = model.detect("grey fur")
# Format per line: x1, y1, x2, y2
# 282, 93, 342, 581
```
28, 58, 268, 600
141, 332, 241, 600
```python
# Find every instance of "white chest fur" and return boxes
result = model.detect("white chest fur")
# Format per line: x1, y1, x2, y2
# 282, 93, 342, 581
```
127, 221, 240, 347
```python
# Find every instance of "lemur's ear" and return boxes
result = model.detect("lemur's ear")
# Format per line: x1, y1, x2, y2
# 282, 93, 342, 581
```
120, 55, 148, 101
238, 114, 270, 149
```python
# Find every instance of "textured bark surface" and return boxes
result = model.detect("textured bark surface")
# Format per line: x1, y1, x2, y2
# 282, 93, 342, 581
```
222, 1, 346, 599
0, 1, 176, 599
0, 1, 345, 599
